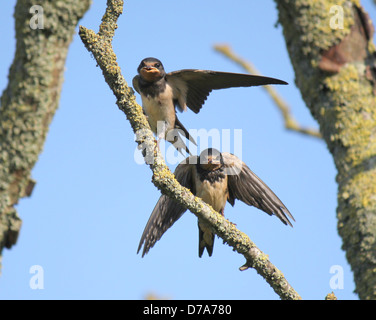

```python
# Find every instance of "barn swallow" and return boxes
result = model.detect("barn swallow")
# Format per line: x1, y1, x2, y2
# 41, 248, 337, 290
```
132, 58, 288, 155
137, 148, 294, 258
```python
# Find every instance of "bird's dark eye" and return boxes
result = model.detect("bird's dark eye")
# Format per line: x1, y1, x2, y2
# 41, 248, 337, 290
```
155, 63, 160, 68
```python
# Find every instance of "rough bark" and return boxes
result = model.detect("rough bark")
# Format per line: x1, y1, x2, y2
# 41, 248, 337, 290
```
275, 0, 376, 299
79, 0, 301, 300
0, 0, 91, 269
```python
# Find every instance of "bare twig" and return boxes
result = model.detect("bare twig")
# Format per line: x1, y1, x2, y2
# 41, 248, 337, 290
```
79, 0, 301, 300
214, 44, 321, 139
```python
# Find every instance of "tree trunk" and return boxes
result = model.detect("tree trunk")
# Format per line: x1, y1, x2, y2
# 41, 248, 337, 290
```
0, 0, 91, 269
275, 0, 376, 299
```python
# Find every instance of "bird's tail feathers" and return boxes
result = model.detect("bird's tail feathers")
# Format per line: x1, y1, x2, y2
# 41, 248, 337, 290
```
166, 117, 196, 156
170, 134, 191, 156
175, 116, 197, 146
198, 221, 214, 257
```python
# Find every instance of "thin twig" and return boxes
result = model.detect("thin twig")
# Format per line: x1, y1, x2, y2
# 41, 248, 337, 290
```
214, 44, 321, 139
78, 0, 301, 300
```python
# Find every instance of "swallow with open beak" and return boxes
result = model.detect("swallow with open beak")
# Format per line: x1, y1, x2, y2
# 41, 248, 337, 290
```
137, 148, 294, 257
132, 58, 288, 155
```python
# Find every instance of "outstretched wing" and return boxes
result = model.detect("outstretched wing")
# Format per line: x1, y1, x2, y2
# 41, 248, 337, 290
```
137, 157, 197, 257
167, 69, 287, 113
222, 152, 294, 227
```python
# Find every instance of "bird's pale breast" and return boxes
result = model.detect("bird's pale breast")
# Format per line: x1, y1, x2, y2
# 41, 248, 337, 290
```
141, 83, 176, 135
195, 173, 228, 213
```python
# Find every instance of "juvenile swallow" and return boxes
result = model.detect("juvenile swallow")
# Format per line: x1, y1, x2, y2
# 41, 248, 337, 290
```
132, 58, 288, 154
137, 148, 294, 258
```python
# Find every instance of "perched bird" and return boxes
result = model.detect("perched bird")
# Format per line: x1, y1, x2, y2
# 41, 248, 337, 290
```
132, 58, 288, 154
138, 148, 294, 258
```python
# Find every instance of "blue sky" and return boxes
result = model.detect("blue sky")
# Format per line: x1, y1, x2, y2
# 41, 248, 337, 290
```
1, 0, 374, 300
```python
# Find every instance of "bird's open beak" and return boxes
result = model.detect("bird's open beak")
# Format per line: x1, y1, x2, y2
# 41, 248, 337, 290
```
142, 66, 160, 73
140, 66, 161, 81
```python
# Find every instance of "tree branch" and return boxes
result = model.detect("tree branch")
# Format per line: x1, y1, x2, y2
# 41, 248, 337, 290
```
0, 0, 91, 269
214, 44, 321, 139
79, 0, 301, 300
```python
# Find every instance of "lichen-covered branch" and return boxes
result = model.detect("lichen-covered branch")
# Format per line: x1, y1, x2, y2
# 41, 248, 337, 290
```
79, 0, 301, 300
0, 0, 91, 269
214, 44, 321, 139
275, 0, 376, 299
